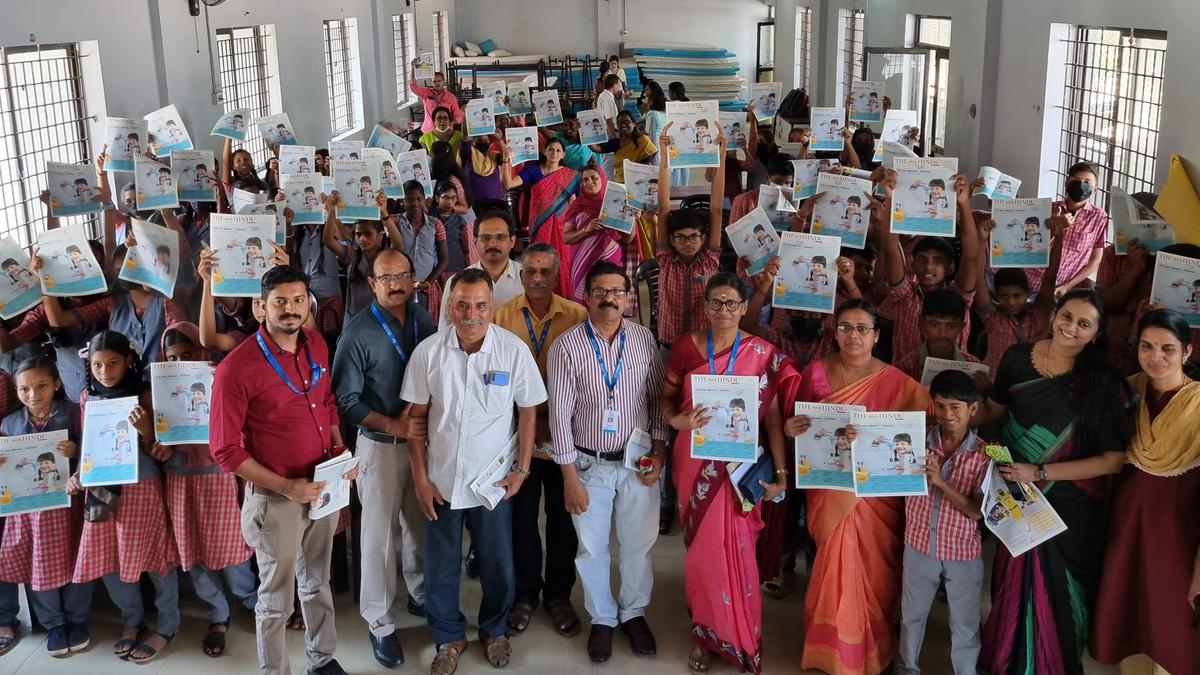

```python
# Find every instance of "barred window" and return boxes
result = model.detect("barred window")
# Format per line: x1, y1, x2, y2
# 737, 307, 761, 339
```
837, 8, 866, 102
432, 10, 450, 74
0, 43, 96, 246
1055, 26, 1167, 209
323, 18, 359, 137
794, 6, 813, 92
393, 13, 417, 106
215, 25, 280, 167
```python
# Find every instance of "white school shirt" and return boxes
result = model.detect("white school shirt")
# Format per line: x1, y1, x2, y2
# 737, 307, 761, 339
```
437, 259, 525, 330
400, 323, 547, 509
595, 89, 619, 122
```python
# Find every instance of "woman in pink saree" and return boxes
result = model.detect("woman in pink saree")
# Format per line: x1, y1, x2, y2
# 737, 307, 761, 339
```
562, 164, 629, 304
660, 272, 790, 673
503, 136, 578, 296
785, 299, 930, 675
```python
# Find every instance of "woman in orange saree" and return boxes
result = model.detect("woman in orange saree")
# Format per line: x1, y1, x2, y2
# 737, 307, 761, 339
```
786, 299, 930, 675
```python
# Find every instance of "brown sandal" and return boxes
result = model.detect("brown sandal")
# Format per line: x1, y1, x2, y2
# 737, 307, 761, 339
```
544, 599, 581, 637
479, 631, 512, 668
506, 601, 535, 634
431, 638, 467, 675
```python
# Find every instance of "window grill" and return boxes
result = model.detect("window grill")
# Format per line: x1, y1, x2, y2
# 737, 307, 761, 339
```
837, 8, 866, 103
432, 10, 450, 74
0, 43, 96, 247
323, 18, 358, 137
1056, 26, 1167, 210
215, 25, 276, 167
393, 13, 417, 106
795, 6, 813, 92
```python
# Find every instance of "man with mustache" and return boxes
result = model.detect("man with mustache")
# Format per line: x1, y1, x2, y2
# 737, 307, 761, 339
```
401, 264, 546, 675
547, 261, 669, 663
492, 243, 587, 638
437, 211, 524, 329
331, 249, 436, 668
212, 265, 356, 675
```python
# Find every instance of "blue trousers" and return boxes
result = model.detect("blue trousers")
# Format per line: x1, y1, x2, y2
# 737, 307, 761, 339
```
0, 581, 17, 625
102, 570, 181, 635
0, 580, 94, 628
423, 499, 514, 646
190, 560, 258, 623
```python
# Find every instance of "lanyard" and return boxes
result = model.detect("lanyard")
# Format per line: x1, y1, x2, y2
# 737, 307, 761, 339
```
707, 330, 742, 375
523, 308, 552, 357
370, 303, 416, 363
584, 321, 625, 402
256, 333, 321, 395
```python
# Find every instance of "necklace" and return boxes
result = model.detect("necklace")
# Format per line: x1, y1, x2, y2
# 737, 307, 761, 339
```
1040, 341, 1065, 376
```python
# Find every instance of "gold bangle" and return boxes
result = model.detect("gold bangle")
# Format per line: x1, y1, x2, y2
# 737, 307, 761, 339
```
774, 469, 788, 476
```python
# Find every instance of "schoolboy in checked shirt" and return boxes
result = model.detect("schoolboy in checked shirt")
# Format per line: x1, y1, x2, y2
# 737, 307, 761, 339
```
897, 370, 991, 675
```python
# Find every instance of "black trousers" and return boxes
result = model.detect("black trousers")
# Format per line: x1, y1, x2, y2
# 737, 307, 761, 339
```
511, 457, 578, 605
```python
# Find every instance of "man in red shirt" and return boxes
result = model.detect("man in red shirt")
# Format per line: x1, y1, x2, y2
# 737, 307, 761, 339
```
409, 59, 463, 133
212, 265, 356, 675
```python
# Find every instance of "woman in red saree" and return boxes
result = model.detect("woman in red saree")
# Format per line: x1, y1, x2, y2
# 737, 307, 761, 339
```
660, 272, 790, 673
786, 299, 930, 675
563, 164, 626, 304
503, 137, 579, 296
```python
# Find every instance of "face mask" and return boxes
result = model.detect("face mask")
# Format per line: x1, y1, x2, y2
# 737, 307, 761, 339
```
1065, 179, 1092, 202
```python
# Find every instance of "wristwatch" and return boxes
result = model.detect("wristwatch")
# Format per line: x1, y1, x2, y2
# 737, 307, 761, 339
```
512, 465, 531, 477
1035, 464, 1047, 481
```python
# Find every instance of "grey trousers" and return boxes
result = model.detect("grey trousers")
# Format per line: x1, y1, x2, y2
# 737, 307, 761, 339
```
897, 544, 983, 675
241, 485, 338, 675
355, 432, 425, 637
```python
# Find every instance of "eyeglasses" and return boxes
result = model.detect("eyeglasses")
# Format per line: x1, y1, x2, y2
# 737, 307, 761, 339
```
477, 233, 510, 244
589, 287, 629, 299
836, 323, 877, 336
672, 233, 704, 243
372, 272, 414, 284
705, 299, 746, 312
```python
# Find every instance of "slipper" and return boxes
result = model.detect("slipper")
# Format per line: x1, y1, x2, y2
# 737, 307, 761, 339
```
202, 621, 229, 657
0, 620, 19, 657
128, 631, 174, 664
479, 632, 511, 668
506, 601, 535, 634
431, 639, 467, 675
113, 624, 146, 658
545, 599, 581, 637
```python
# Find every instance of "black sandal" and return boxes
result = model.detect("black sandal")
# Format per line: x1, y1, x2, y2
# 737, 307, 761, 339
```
128, 631, 174, 664
202, 621, 229, 657
113, 624, 145, 658
506, 601, 535, 634
0, 619, 19, 657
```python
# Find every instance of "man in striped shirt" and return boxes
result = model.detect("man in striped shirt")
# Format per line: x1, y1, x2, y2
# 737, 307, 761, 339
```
898, 370, 991, 675
547, 261, 669, 664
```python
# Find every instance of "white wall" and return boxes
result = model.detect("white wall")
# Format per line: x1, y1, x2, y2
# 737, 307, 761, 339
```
0, 0, 457, 158
987, 0, 1195, 195
454, 0, 594, 58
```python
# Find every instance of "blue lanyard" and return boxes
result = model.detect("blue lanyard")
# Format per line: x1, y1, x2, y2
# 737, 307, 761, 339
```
256, 333, 321, 395
370, 303, 415, 363
707, 330, 741, 375
523, 308, 553, 357
584, 321, 625, 401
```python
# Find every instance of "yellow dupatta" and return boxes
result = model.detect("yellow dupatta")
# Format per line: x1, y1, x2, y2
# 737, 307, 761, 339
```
1127, 373, 1200, 476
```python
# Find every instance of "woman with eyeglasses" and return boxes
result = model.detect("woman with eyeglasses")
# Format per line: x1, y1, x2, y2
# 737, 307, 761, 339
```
659, 272, 790, 674
785, 298, 931, 675
1091, 308, 1200, 675
971, 288, 1133, 675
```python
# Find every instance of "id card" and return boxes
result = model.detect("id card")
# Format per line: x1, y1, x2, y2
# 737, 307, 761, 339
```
602, 408, 620, 434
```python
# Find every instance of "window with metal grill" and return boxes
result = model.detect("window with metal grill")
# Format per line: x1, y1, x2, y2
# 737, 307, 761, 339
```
0, 43, 96, 247
215, 25, 278, 167
432, 10, 450, 74
794, 6, 813, 92
393, 13, 417, 107
837, 7, 866, 103
323, 18, 359, 137
1055, 26, 1167, 209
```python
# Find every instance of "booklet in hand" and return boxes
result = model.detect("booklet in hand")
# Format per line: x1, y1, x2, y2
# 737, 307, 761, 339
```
310, 451, 358, 520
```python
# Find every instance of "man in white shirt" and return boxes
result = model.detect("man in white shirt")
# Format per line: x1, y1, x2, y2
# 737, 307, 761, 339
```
595, 74, 622, 138
437, 210, 524, 329
547, 261, 669, 663
401, 267, 546, 675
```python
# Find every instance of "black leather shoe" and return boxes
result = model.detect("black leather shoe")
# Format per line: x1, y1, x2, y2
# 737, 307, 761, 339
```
309, 658, 348, 675
621, 616, 657, 656
369, 631, 405, 669
406, 596, 426, 617
465, 548, 480, 579
587, 624, 613, 663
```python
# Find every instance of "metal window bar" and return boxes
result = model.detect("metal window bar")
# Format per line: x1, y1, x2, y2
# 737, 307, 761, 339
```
432, 11, 449, 75
393, 13, 417, 105
796, 7, 813, 91
1055, 26, 1166, 211
0, 43, 96, 248
840, 8, 866, 101
324, 19, 357, 136
216, 26, 275, 167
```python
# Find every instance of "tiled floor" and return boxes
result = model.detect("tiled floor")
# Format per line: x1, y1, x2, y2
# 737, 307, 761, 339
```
0, 531, 1120, 674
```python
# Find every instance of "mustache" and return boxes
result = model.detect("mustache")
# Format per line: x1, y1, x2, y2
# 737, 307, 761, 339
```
599, 301, 619, 310
459, 318, 485, 327
485, 247, 502, 255
388, 289, 408, 296
280, 313, 302, 321
527, 281, 548, 290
